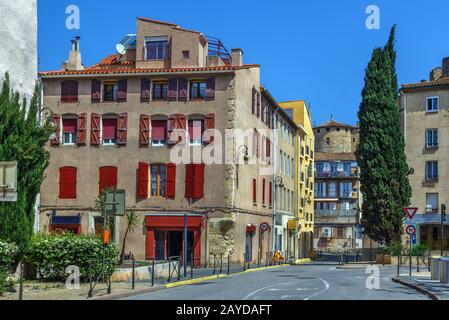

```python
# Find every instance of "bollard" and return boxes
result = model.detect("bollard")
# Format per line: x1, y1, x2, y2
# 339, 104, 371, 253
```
213, 254, 217, 275
178, 256, 181, 281
18, 262, 24, 301
191, 252, 194, 279
227, 255, 230, 275
243, 253, 246, 271
397, 255, 400, 277
168, 258, 171, 283
151, 258, 155, 287
258, 251, 260, 268
88, 261, 93, 298
220, 253, 223, 274
107, 275, 112, 294
132, 255, 136, 290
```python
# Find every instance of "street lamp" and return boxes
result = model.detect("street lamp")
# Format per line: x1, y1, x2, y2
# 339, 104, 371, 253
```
39, 107, 57, 141
274, 176, 284, 188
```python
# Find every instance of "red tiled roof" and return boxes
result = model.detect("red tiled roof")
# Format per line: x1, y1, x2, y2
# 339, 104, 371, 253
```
314, 120, 358, 130
39, 53, 260, 77
401, 77, 449, 91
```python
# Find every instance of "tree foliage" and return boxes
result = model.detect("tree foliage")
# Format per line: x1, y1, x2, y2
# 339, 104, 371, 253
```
0, 73, 53, 257
356, 26, 412, 245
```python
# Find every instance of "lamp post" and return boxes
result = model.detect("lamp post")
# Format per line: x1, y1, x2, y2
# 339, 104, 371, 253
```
273, 176, 284, 252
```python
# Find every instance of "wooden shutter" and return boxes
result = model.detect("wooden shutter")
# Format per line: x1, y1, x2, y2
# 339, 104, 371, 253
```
61, 80, 78, 103
204, 114, 215, 144
77, 113, 87, 146
206, 78, 215, 100
139, 114, 150, 146
168, 78, 178, 101
185, 164, 195, 198
118, 79, 127, 102
178, 78, 188, 101
168, 115, 177, 145
117, 113, 128, 145
166, 163, 176, 198
193, 164, 205, 199
90, 113, 101, 146
99, 167, 118, 195
252, 88, 256, 115
51, 114, 61, 146
266, 138, 271, 159
91, 79, 101, 103
141, 79, 151, 102
169, 114, 186, 145
256, 91, 261, 118
253, 179, 257, 204
262, 178, 266, 205
137, 162, 149, 198
269, 181, 273, 208
59, 167, 77, 199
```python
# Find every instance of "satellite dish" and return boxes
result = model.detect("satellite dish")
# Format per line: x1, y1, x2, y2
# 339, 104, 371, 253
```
115, 34, 136, 55
116, 43, 126, 55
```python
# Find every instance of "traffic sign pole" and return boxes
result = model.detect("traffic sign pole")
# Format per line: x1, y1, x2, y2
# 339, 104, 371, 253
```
409, 235, 412, 277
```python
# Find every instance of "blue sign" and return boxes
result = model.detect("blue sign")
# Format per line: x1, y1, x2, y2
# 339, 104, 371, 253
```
412, 234, 417, 245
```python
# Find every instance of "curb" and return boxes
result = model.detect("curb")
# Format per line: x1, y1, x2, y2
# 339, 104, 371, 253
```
392, 276, 440, 300
92, 264, 290, 300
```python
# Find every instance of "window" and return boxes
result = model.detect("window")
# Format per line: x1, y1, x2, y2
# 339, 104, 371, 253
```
329, 182, 337, 198
61, 80, 78, 103
326, 138, 330, 145
188, 119, 205, 145
426, 161, 439, 181
182, 51, 190, 59
145, 36, 168, 60
185, 164, 205, 199
152, 81, 168, 100
102, 118, 118, 145
190, 81, 206, 100
426, 193, 439, 213
151, 164, 167, 197
104, 82, 119, 102
337, 228, 345, 238
152, 119, 167, 146
315, 182, 326, 198
59, 167, 77, 199
99, 166, 117, 194
253, 179, 257, 205
426, 129, 438, 148
62, 118, 77, 145
340, 182, 353, 198
426, 97, 439, 112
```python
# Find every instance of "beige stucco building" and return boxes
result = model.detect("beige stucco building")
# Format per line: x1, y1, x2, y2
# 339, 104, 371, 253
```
312, 120, 362, 251
38, 17, 278, 265
400, 57, 449, 251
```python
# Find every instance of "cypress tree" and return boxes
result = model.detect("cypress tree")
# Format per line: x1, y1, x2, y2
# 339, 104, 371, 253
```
0, 73, 53, 258
355, 26, 411, 245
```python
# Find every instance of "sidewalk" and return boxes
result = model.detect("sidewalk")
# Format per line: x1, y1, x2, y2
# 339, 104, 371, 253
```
393, 271, 449, 300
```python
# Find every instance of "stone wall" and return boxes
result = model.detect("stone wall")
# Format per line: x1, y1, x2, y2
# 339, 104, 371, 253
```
0, 0, 37, 102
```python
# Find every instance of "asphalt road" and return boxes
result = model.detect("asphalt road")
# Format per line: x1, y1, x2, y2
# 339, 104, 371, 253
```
124, 262, 430, 300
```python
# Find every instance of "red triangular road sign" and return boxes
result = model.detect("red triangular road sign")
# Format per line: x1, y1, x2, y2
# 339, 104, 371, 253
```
404, 207, 418, 220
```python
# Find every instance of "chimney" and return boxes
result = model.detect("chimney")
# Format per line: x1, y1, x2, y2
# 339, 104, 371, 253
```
443, 57, 449, 78
62, 37, 84, 71
231, 48, 243, 67
430, 68, 442, 81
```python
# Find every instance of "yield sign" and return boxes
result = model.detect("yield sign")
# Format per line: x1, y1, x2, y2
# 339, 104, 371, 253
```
404, 207, 418, 220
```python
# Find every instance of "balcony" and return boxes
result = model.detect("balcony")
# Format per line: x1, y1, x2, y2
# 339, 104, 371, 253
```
316, 170, 359, 179
425, 175, 439, 183
315, 210, 358, 217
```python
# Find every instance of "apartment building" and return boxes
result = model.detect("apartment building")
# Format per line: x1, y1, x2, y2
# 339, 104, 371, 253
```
400, 57, 449, 251
279, 101, 315, 258
312, 120, 362, 250
38, 17, 277, 265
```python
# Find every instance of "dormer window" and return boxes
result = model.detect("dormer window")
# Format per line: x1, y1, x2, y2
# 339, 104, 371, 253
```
145, 36, 169, 60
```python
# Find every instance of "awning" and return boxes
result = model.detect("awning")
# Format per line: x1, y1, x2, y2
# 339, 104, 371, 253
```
51, 214, 81, 225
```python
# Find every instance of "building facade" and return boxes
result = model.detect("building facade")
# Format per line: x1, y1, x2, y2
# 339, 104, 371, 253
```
279, 101, 315, 258
38, 17, 279, 265
400, 56, 449, 251
312, 120, 363, 251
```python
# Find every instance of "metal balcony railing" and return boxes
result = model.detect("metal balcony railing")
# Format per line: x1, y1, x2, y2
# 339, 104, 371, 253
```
315, 209, 358, 217
315, 171, 359, 178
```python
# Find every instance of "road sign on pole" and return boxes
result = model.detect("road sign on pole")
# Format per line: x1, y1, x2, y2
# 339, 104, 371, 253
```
406, 225, 416, 236
404, 207, 418, 220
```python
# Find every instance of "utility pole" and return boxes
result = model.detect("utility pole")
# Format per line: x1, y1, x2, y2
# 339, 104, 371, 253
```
442, 204, 446, 257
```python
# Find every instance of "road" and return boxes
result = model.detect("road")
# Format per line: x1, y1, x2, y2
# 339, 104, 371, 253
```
124, 262, 429, 300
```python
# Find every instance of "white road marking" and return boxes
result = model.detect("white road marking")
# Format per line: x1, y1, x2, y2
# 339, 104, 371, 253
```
303, 279, 330, 301
329, 267, 337, 271
243, 281, 303, 300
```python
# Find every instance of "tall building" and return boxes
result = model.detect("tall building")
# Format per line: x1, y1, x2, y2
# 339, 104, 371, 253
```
0, 0, 38, 100
38, 17, 279, 265
312, 120, 363, 250
279, 101, 315, 258
400, 56, 449, 251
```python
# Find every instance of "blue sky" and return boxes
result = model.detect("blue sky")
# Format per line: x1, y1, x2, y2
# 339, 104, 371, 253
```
38, 0, 449, 126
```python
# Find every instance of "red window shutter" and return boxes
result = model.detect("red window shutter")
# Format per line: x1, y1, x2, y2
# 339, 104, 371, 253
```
166, 163, 176, 198
59, 167, 77, 199
256, 91, 261, 118
51, 114, 61, 146
90, 113, 101, 146
253, 179, 257, 204
269, 181, 273, 208
185, 164, 195, 198
118, 79, 127, 102
193, 164, 205, 199
141, 79, 151, 102
91, 79, 101, 103
61, 80, 78, 103
167, 115, 177, 145
168, 78, 178, 101
256, 131, 260, 158
266, 138, 271, 159
206, 78, 215, 100
252, 88, 256, 115
169, 114, 186, 145
77, 113, 87, 146
117, 113, 128, 145
178, 78, 188, 101
262, 178, 266, 205
99, 167, 118, 195
204, 114, 215, 144
137, 162, 149, 198
139, 114, 150, 146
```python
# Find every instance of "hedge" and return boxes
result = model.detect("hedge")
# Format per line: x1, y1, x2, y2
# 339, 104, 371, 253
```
25, 233, 120, 281
0, 241, 17, 294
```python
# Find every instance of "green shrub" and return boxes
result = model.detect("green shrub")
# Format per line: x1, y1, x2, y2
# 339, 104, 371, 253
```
25, 233, 119, 281
412, 244, 430, 257
390, 240, 404, 256
0, 241, 17, 294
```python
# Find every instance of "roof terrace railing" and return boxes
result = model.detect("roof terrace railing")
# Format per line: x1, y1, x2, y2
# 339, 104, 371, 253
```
206, 36, 232, 65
